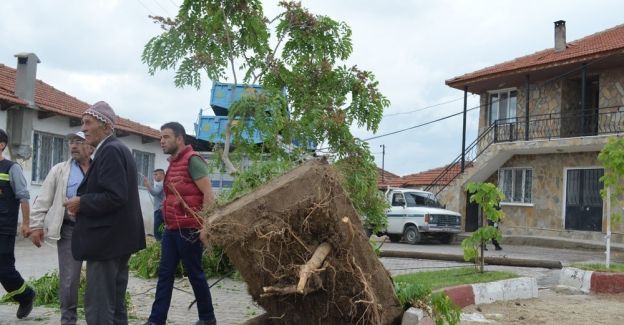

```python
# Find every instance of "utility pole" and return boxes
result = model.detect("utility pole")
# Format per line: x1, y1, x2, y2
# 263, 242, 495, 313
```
380, 144, 386, 183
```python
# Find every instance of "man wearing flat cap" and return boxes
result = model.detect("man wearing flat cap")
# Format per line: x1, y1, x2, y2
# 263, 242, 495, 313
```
65, 101, 146, 325
30, 131, 93, 325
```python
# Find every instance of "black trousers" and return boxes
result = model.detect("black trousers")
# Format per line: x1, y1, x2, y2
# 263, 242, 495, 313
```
0, 234, 33, 303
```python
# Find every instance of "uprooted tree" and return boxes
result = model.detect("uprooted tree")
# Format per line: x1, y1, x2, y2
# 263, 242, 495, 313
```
142, 1, 405, 323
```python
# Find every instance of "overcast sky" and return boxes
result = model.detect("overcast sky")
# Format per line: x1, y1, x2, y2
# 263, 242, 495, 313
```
2, 0, 623, 175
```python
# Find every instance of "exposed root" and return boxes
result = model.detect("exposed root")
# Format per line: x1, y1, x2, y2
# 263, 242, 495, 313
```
297, 242, 332, 294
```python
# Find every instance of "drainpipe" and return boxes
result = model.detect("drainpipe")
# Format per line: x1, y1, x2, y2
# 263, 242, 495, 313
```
461, 86, 468, 173
581, 63, 587, 133
525, 75, 530, 140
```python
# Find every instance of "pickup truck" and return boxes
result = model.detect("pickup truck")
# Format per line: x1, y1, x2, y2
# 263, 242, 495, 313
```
379, 188, 462, 244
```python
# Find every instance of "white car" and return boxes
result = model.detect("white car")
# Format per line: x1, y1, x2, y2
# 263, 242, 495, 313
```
381, 188, 462, 244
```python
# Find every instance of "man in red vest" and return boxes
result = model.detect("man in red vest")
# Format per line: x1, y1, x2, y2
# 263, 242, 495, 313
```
144, 122, 216, 325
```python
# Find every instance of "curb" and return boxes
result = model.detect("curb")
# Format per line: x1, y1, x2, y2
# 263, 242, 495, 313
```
442, 277, 538, 308
380, 250, 562, 269
559, 267, 624, 294
401, 277, 538, 325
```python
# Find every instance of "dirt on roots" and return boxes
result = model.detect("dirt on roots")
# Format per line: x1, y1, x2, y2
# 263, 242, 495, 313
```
203, 159, 403, 325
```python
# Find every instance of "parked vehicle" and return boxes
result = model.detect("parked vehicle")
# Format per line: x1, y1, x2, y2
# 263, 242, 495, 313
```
377, 188, 462, 244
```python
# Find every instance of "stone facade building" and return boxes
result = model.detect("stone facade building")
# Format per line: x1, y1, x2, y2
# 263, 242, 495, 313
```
440, 21, 624, 243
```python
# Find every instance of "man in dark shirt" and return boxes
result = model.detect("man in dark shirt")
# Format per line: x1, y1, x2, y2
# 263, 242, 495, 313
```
0, 128, 35, 319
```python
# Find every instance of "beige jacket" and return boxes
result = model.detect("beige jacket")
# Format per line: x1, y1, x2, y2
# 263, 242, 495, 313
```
30, 160, 73, 240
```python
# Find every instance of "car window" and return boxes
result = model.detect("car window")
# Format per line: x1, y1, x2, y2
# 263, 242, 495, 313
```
391, 193, 405, 206
405, 192, 440, 207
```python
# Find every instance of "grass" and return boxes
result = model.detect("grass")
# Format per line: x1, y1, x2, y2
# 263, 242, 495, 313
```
393, 267, 518, 290
571, 263, 624, 273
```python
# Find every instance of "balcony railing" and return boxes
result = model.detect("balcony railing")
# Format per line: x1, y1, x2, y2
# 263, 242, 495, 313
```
492, 106, 624, 142
424, 106, 623, 196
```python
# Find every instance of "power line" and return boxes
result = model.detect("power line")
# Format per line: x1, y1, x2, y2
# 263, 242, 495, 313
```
364, 106, 479, 141
136, 0, 156, 15
383, 95, 471, 117
150, 0, 172, 16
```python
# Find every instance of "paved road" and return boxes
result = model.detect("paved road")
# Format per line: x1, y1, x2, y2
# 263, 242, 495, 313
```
0, 238, 614, 324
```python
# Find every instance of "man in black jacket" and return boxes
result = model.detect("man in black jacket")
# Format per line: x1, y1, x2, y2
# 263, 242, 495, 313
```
65, 101, 146, 324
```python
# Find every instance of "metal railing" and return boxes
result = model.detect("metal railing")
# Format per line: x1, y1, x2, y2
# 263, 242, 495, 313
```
424, 123, 496, 195
424, 106, 624, 196
493, 106, 624, 142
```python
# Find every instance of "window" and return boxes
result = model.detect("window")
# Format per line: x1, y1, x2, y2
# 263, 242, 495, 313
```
391, 193, 405, 206
489, 89, 517, 125
133, 150, 155, 187
499, 168, 532, 203
32, 132, 68, 183
405, 192, 442, 208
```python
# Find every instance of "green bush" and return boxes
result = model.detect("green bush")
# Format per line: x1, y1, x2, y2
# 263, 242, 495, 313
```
2, 271, 131, 313
394, 281, 460, 325
129, 240, 235, 279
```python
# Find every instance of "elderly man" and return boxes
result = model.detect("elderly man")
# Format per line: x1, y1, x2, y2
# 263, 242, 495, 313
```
30, 131, 93, 325
64, 101, 146, 325
0, 128, 35, 320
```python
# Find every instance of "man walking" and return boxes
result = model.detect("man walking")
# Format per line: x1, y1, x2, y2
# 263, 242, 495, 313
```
30, 131, 93, 324
0, 128, 35, 319
144, 122, 216, 325
143, 169, 165, 241
64, 101, 146, 324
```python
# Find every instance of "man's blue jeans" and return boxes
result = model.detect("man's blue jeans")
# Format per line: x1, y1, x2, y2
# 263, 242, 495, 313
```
148, 229, 216, 325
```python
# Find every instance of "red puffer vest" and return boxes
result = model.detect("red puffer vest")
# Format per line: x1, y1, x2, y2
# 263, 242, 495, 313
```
162, 145, 204, 230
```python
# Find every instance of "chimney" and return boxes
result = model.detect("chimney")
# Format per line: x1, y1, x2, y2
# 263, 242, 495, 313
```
554, 20, 566, 52
14, 52, 40, 106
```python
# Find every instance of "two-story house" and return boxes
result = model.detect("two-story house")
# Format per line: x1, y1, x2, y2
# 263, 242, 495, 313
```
437, 21, 624, 242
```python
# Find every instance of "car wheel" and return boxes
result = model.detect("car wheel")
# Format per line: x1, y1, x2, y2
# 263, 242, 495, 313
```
403, 225, 421, 245
388, 234, 402, 243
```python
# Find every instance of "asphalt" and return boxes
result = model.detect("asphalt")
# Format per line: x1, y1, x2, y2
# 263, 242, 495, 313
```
1, 235, 619, 324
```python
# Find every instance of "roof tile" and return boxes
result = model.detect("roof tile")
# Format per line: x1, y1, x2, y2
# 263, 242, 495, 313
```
447, 24, 624, 86
0, 64, 160, 139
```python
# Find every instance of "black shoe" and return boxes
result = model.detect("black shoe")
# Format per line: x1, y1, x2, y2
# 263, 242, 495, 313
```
195, 319, 217, 325
142, 322, 158, 325
16, 290, 35, 319
495, 246, 503, 251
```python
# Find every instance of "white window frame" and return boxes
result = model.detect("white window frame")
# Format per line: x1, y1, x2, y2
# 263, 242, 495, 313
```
488, 88, 518, 125
133, 149, 155, 188
498, 167, 533, 205
32, 131, 68, 184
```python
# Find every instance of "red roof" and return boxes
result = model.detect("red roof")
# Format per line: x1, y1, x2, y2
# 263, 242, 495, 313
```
446, 23, 624, 89
0, 64, 160, 139
377, 168, 403, 187
378, 164, 468, 189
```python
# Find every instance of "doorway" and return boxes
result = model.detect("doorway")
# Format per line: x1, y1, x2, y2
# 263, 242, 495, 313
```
565, 168, 604, 231
465, 194, 480, 232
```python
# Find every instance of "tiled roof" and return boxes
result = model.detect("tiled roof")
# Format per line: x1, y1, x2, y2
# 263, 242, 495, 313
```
0, 64, 160, 139
378, 164, 468, 189
446, 23, 624, 87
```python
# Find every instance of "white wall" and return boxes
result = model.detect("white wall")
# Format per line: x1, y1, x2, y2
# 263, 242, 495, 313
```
0, 110, 6, 130
7, 114, 168, 235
